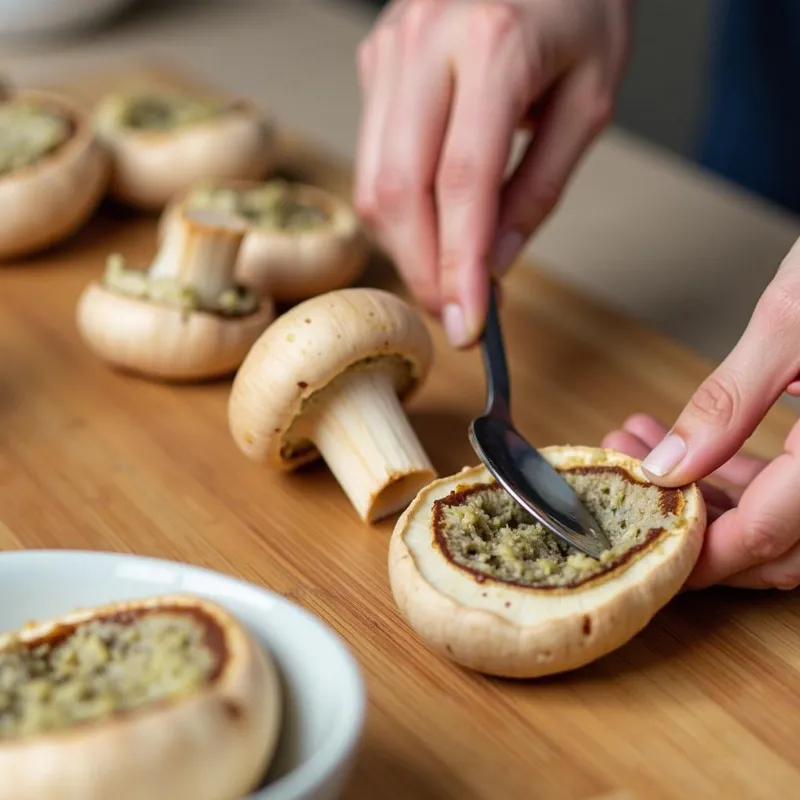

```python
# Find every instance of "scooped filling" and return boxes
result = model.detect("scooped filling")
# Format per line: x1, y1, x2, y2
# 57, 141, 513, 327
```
434, 466, 683, 589
187, 180, 330, 232
0, 101, 71, 175
0, 610, 221, 739
110, 90, 226, 131
102, 254, 260, 317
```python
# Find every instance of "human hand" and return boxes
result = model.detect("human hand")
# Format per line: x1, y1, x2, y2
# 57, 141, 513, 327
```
603, 237, 800, 590
354, 0, 631, 347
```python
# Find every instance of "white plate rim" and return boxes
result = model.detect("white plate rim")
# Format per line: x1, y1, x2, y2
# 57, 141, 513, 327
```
0, 548, 367, 800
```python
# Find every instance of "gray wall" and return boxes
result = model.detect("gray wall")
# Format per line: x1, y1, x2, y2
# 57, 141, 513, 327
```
614, 0, 715, 160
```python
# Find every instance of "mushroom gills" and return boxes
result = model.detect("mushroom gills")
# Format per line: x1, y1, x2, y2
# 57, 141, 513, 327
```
437, 466, 683, 588
187, 180, 330, 232
288, 354, 435, 522
0, 101, 71, 175
0, 610, 220, 740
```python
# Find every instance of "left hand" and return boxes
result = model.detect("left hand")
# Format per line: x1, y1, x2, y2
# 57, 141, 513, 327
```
603, 236, 800, 591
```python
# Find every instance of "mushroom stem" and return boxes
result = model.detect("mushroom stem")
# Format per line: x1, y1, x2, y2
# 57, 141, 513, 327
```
303, 368, 436, 522
149, 208, 246, 306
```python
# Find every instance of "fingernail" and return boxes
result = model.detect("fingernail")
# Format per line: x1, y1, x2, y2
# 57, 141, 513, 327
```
642, 433, 687, 477
442, 303, 469, 348
492, 230, 525, 276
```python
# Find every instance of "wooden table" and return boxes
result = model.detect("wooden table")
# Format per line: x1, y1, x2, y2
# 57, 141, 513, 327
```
1, 64, 798, 800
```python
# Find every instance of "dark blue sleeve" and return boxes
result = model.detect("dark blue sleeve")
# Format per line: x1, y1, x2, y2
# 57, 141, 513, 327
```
698, 0, 800, 214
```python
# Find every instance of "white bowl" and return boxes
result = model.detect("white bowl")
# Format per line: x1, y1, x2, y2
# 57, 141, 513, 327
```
0, 0, 134, 36
0, 549, 366, 800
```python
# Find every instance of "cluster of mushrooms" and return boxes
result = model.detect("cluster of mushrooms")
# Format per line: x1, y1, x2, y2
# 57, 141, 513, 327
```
0, 78, 708, 690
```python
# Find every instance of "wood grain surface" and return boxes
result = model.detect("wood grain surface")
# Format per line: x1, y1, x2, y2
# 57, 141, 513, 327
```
1, 63, 799, 800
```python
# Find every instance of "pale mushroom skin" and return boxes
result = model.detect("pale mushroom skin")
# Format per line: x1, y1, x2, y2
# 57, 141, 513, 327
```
228, 287, 436, 522
76, 206, 274, 382
160, 179, 368, 302
93, 88, 276, 210
0, 594, 282, 800
389, 446, 706, 678
0, 89, 108, 260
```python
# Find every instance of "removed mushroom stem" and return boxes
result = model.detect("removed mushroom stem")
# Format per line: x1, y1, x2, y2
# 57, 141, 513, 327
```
297, 366, 435, 523
148, 207, 250, 311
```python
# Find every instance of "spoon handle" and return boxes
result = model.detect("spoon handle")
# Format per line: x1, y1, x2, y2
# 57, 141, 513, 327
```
479, 281, 511, 420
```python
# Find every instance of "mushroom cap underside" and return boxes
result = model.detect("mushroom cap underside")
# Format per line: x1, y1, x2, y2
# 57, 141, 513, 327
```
0, 594, 282, 800
228, 287, 434, 468
76, 282, 275, 381
389, 445, 706, 679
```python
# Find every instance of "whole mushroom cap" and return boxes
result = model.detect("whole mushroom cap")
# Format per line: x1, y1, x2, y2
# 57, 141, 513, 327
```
229, 287, 433, 469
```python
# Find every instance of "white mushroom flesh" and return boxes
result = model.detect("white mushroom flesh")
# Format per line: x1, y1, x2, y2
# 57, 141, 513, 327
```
437, 467, 682, 588
0, 101, 71, 175
187, 180, 329, 232
0, 611, 220, 739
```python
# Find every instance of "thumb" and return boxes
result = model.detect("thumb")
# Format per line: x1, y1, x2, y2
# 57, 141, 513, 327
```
641, 279, 800, 486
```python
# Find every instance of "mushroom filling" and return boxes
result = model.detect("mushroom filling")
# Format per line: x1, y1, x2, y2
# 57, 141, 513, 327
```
0, 101, 71, 175
187, 180, 330, 232
0, 610, 221, 739
102, 254, 260, 316
434, 467, 682, 589
114, 90, 226, 130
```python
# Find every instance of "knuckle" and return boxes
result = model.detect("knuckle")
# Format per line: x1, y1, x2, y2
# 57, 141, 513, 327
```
756, 279, 800, 335
437, 153, 481, 202
744, 516, 791, 564
353, 190, 378, 224
356, 39, 374, 76
401, 0, 439, 41
469, 2, 521, 46
686, 374, 740, 429
587, 91, 614, 135
520, 175, 563, 219
374, 165, 413, 212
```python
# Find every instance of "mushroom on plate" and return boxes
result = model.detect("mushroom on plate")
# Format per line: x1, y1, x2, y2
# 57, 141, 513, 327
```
389, 445, 706, 678
0, 87, 107, 260
76, 204, 275, 381
0, 593, 282, 800
160, 178, 368, 302
228, 287, 437, 523
93, 86, 276, 210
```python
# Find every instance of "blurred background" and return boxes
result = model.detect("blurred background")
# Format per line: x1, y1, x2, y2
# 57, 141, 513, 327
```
1, 0, 799, 402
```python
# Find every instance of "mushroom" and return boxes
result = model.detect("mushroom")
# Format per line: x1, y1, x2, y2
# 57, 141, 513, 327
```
92, 86, 276, 210
0, 87, 107, 260
228, 287, 437, 522
388, 445, 706, 678
160, 178, 368, 302
0, 593, 282, 800
76, 204, 275, 382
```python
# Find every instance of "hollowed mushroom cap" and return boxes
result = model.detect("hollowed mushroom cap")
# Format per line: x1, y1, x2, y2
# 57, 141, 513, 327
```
388, 445, 706, 679
76, 284, 275, 381
0, 89, 108, 260
228, 287, 433, 469
93, 90, 276, 210
0, 594, 281, 800
159, 180, 368, 301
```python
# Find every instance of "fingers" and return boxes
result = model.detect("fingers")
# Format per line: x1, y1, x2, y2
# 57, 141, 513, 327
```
492, 60, 614, 277
356, 2, 452, 316
435, 4, 538, 347
684, 425, 800, 589
641, 239, 800, 487
722, 538, 800, 590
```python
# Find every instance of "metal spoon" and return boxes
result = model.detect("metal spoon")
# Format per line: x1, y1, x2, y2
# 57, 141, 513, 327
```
468, 282, 612, 559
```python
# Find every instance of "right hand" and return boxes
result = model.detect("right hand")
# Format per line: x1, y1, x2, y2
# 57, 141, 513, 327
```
354, 0, 632, 347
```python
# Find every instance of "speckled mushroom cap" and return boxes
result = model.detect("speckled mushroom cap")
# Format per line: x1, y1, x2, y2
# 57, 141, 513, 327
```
228, 287, 433, 469
388, 445, 706, 679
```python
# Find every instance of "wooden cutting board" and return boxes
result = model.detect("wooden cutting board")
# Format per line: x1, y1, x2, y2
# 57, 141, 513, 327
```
1, 62, 798, 800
